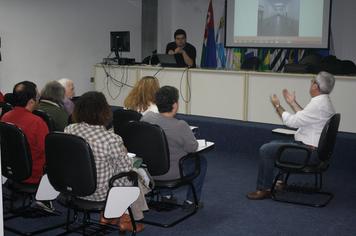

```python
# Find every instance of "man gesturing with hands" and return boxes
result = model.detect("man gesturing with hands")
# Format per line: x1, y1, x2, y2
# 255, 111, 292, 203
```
247, 71, 336, 200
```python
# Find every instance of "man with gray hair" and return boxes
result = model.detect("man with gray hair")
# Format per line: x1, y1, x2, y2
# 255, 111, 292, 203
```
38, 81, 68, 131
57, 78, 75, 115
247, 71, 336, 200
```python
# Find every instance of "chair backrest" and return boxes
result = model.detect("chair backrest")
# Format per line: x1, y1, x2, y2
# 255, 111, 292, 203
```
33, 109, 55, 132
120, 121, 170, 176
317, 113, 341, 162
0, 121, 32, 182
45, 132, 97, 197
113, 108, 142, 135
0, 102, 13, 118
4, 93, 15, 106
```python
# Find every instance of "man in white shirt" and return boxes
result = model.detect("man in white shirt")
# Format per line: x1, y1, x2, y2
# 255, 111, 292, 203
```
247, 71, 336, 200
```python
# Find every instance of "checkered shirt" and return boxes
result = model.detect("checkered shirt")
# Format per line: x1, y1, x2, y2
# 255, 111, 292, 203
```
64, 122, 133, 201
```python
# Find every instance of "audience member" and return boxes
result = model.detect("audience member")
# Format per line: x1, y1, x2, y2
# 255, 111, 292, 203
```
1, 81, 57, 213
0, 91, 4, 102
166, 29, 196, 67
141, 86, 207, 209
2, 81, 48, 185
124, 76, 160, 115
57, 78, 75, 115
65, 91, 145, 232
247, 71, 336, 200
38, 81, 68, 131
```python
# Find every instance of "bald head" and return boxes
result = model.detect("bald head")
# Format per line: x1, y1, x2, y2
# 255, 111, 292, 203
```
58, 78, 75, 98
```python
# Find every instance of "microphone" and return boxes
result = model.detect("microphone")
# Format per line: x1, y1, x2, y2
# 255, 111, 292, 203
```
149, 50, 157, 65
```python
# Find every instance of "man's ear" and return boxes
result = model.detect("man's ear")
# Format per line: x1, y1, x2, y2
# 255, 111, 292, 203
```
26, 98, 36, 111
172, 102, 178, 112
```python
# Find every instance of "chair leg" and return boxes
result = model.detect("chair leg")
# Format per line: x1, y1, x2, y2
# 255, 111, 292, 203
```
128, 207, 137, 236
272, 171, 333, 207
141, 185, 199, 228
284, 173, 290, 184
271, 171, 284, 196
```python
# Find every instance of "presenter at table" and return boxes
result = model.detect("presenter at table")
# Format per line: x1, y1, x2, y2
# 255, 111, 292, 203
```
166, 29, 196, 68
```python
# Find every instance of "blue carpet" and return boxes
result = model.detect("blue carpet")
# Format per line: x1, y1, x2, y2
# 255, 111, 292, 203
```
5, 111, 356, 235
4, 150, 356, 236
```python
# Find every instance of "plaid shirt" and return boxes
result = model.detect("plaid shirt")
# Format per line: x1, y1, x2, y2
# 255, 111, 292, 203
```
64, 122, 133, 201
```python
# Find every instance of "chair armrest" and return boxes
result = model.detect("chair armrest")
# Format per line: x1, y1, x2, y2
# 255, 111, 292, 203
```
275, 144, 313, 169
109, 171, 138, 188
178, 153, 200, 180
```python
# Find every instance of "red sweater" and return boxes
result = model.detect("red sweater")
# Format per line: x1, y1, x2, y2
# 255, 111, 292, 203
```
2, 107, 49, 184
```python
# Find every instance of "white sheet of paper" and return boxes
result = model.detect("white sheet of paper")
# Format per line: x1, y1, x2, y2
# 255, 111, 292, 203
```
190, 126, 198, 130
272, 128, 296, 135
127, 152, 136, 158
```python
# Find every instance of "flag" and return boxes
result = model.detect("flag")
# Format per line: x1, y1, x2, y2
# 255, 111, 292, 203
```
225, 48, 234, 69
244, 48, 258, 60
233, 48, 245, 70
201, 0, 217, 68
258, 48, 271, 71
298, 49, 306, 62
216, 16, 226, 68
270, 49, 289, 72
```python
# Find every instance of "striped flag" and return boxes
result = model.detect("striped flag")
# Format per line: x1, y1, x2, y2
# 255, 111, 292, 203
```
270, 49, 289, 72
200, 0, 217, 68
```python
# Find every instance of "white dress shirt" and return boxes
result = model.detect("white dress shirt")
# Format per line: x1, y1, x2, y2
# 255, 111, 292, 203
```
282, 94, 335, 147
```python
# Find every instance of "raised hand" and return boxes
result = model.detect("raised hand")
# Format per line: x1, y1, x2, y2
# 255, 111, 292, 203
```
283, 89, 296, 105
283, 89, 303, 112
270, 94, 280, 107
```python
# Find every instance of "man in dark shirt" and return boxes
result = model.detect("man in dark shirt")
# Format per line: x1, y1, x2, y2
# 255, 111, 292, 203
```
166, 29, 196, 68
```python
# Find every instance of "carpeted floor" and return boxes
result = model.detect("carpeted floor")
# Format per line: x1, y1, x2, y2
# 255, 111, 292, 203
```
4, 149, 356, 236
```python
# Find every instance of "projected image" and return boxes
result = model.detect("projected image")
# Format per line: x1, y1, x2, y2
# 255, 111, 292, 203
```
257, 0, 300, 36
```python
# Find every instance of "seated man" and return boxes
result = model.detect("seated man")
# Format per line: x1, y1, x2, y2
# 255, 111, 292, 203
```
166, 29, 196, 67
39, 81, 68, 131
141, 86, 207, 209
1, 81, 54, 212
247, 71, 336, 200
2, 81, 48, 185
58, 78, 75, 115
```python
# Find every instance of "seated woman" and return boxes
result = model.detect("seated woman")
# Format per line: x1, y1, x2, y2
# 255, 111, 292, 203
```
64, 91, 145, 232
38, 81, 68, 131
124, 76, 160, 115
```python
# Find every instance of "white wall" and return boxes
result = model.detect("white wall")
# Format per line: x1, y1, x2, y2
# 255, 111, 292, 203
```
2, 0, 354, 94
157, 0, 356, 66
330, 0, 356, 63
0, 0, 142, 95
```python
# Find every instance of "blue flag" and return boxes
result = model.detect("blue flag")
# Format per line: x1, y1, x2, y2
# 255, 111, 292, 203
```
201, 0, 217, 68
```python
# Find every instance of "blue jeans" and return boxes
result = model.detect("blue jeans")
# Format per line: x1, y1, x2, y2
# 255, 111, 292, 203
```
183, 155, 208, 202
257, 140, 318, 190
